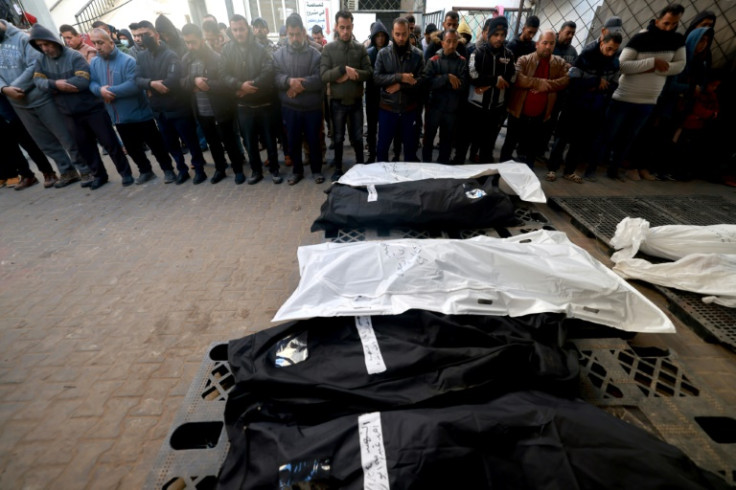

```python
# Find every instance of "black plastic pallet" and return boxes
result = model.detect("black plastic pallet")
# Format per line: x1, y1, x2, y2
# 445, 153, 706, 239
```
655, 286, 736, 352
549, 195, 736, 247
143, 343, 234, 490
573, 338, 736, 485
147, 337, 736, 488
549, 195, 736, 352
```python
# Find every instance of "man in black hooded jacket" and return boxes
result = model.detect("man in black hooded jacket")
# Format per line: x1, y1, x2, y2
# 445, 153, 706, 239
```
135, 20, 208, 184
365, 20, 389, 163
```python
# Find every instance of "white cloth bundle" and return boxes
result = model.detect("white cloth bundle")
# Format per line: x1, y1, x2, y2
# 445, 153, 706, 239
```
274, 230, 675, 333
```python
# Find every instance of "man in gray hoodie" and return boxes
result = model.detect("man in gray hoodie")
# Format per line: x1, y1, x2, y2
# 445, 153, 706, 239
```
30, 23, 133, 190
0, 19, 90, 188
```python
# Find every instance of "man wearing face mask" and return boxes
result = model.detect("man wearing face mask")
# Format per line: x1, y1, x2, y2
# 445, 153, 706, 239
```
181, 23, 245, 184
135, 20, 208, 184
274, 13, 324, 185
463, 16, 515, 164
374, 17, 425, 163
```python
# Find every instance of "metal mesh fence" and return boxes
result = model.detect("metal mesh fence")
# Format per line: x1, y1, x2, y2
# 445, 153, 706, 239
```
424, 9, 444, 30
455, 8, 533, 44
532, 0, 736, 69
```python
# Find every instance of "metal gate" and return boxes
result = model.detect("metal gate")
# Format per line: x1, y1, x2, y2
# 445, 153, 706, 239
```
531, 0, 736, 69
455, 7, 533, 44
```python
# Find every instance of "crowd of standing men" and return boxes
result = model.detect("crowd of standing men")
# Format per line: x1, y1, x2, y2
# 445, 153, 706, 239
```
0, 3, 729, 192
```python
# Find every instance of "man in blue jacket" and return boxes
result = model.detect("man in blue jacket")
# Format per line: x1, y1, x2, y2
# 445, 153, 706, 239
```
89, 28, 174, 184
30, 23, 133, 190
374, 17, 425, 162
135, 20, 208, 185
274, 14, 324, 185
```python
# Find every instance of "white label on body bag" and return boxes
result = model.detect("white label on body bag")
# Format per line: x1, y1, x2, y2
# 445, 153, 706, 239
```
358, 412, 390, 489
355, 316, 387, 374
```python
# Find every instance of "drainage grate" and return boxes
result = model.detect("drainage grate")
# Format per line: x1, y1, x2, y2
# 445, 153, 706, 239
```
655, 286, 736, 352
574, 338, 736, 485
143, 343, 234, 490
550, 195, 736, 352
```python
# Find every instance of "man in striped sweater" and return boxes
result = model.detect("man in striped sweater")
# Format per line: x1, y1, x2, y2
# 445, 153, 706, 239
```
597, 4, 686, 181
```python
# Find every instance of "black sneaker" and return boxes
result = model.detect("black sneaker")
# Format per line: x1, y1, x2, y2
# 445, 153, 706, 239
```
90, 176, 108, 190
121, 174, 134, 187
176, 172, 190, 185
313, 173, 325, 184
271, 172, 283, 184
247, 172, 263, 185
287, 173, 303, 185
210, 170, 226, 184
163, 170, 176, 184
135, 171, 156, 184
331, 170, 343, 182
193, 171, 207, 185
234, 172, 245, 185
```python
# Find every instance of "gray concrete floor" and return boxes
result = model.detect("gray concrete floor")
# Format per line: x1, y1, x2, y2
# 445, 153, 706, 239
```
0, 146, 735, 488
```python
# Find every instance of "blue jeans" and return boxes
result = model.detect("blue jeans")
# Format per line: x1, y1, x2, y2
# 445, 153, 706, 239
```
237, 105, 279, 175
282, 107, 323, 176
156, 113, 206, 174
598, 100, 654, 176
377, 108, 417, 163
330, 99, 363, 167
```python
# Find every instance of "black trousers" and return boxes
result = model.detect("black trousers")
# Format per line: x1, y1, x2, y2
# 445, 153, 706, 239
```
197, 114, 245, 174
64, 108, 131, 179
116, 118, 174, 173
9, 117, 55, 176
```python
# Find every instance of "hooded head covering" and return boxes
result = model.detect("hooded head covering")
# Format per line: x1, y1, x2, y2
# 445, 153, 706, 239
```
370, 19, 389, 46
118, 28, 133, 42
685, 11, 716, 38
252, 17, 269, 30
484, 16, 508, 35
683, 26, 714, 89
29, 23, 64, 54
457, 20, 472, 38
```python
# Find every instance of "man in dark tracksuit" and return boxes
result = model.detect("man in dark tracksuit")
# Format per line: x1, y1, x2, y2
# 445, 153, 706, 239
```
135, 20, 208, 185
274, 14, 324, 185
181, 23, 246, 185
30, 23, 133, 190
374, 17, 424, 163
422, 29, 467, 164
465, 17, 516, 163
219, 14, 282, 185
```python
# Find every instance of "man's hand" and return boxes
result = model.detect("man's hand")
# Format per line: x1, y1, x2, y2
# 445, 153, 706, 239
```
55, 80, 79, 93
535, 79, 551, 93
474, 86, 489, 94
150, 80, 169, 94
385, 83, 401, 94
1, 86, 25, 100
598, 78, 609, 91
345, 65, 359, 81
239, 81, 258, 94
400, 73, 417, 85
653, 58, 669, 72
194, 77, 210, 92
335, 72, 349, 83
448, 73, 461, 90
289, 77, 305, 94
100, 85, 116, 103
496, 77, 510, 90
